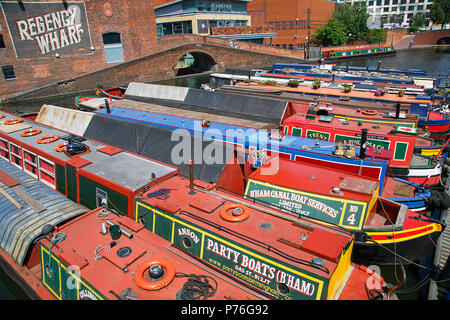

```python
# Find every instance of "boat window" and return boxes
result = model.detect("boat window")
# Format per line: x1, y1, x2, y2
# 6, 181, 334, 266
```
0, 34, 5, 49
0, 138, 9, 161
9, 142, 22, 169
23, 149, 38, 178
38, 156, 56, 188
102, 32, 124, 64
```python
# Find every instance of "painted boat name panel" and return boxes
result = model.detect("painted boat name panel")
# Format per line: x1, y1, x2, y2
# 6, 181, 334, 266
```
244, 179, 367, 230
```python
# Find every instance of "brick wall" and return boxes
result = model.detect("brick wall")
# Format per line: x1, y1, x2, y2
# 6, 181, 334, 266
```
0, 0, 157, 100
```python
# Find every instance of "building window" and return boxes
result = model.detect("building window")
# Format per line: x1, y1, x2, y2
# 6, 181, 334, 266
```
392, 0, 398, 4
369, 0, 374, 5
408, 5, 415, 10
384, 0, 390, 5
400, 5, 406, 11
384, 7, 389, 11
417, 5, 424, 10
102, 32, 124, 64
2, 66, 16, 80
0, 35, 5, 49
376, 0, 382, 5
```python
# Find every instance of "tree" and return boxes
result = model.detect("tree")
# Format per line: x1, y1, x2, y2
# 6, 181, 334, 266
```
332, 2, 370, 41
367, 29, 386, 43
430, 0, 450, 25
310, 19, 348, 47
409, 13, 427, 31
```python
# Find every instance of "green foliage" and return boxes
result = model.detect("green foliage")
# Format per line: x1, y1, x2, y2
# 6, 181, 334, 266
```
367, 29, 386, 43
332, 3, 370, 42
430, 0, 449, 24
409, 13, 427, 31
310, 18, 347, 47
288, 79, 300, 88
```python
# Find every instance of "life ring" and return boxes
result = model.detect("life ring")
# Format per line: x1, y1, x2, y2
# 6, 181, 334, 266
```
219, 203, 250, 222
4, 118, 23, 125
54, 142, 68, 152
134, 259, 175, 291
36, 134, 59, 144
362, 109, 378, 116
0, 114, 4, 119
20, 128, 42, 137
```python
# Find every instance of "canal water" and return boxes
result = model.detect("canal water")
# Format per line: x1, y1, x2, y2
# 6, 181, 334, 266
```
0, 47, 448, 300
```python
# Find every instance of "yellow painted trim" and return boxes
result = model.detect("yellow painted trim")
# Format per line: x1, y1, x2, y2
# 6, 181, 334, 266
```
136, 201, 326, 299
41, 246, 61, 300
334, 133, 391, 149
41, 246, 104, 300
366, 223, 442, 244
305, 129, 330, 140
334, 115, 417, 128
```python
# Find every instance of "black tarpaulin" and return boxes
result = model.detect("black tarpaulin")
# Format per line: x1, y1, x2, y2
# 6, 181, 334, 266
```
83, 115, 235, 184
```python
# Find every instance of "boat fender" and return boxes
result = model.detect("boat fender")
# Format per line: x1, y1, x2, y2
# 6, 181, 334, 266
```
362, 109, 378, 116
134, 259, 175, 291
20, 128, 42, 137
4, 118, 23, 125
219, 203, 250, 222
36, 135, 59, 144
0, 114, 4, 119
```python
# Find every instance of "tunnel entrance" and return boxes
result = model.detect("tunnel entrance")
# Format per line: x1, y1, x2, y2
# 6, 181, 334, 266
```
437, 37, 450, 45
174, 52, 216, 76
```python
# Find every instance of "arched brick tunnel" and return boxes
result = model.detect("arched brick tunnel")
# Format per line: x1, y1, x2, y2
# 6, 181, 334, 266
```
175, 51, 217, 76
412, 30, 450, 46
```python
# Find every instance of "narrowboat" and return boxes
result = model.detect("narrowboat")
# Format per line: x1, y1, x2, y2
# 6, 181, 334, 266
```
321, 45, 396, 61
281, 111, 447, 185
0, 159, 268, 300
97, 86, 126, 100
271, 63, 427, 78
214, 80, 449, 135
0, 110, 180, 218
244, 157, 444, 265
133, 164, 392, 299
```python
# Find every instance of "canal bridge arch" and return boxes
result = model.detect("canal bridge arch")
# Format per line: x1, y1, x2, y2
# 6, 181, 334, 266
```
412, 30, 450, 46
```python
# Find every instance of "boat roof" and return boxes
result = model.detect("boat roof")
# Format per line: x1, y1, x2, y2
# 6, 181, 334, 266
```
137, 174, 352, 282
39, 207, 265, 300
123, 82, 289, 125
83, 114, 236, 184
0, 112, 178, 192
233, 83, 431, 105
94, 99, 276, 130
248, 158, 379, 203
283, 113, 418, 137
0, 159, 87, 265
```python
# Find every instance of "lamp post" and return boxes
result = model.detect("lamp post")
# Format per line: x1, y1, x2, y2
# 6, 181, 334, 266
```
348, 33, 352, 45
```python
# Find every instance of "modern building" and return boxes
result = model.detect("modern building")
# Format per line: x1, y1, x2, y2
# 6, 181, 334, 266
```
247, 0, 336, 49
154, 0, 253, 38
333, 0, 434, 26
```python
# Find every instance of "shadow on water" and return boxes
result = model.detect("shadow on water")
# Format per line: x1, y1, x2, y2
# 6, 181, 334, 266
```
0, 48, 448, 300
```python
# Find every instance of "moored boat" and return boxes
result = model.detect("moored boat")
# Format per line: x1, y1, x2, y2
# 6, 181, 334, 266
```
244, 157, 444, 265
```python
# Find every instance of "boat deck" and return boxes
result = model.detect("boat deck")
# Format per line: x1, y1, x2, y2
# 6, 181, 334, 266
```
103, 99, 277, 130
0, 112, 178, 193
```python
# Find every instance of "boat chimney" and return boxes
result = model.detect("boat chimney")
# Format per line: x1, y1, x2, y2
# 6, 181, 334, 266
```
359, 129, 368, 159
395, 102, 401, 119
377, 60, 382, 71
332, 73, 335, 83
105, 99, 111, 114
189, 158, 195, 194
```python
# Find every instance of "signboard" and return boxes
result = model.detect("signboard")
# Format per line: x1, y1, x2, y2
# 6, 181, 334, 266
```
244, 179, 367, 229
0, 1, 92, 58
335, 133, 391, 150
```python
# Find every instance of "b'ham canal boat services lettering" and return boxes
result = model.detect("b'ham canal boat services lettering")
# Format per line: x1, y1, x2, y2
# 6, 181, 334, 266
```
0, 2, 92, 58
244, 179, 367, 229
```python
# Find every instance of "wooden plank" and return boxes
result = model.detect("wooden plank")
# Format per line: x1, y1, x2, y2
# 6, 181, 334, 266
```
0, 187, 22, 209
11, 185, 46, 213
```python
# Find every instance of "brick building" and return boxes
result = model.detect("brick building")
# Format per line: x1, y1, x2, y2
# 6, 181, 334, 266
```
0, 0, 157, 100
247, 0, 336, 49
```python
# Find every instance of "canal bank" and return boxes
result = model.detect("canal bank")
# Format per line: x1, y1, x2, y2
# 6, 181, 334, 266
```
0, 47, 448, 300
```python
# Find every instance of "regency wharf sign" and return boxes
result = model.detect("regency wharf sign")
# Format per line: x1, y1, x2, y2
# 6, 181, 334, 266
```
0, 1, 92, 58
